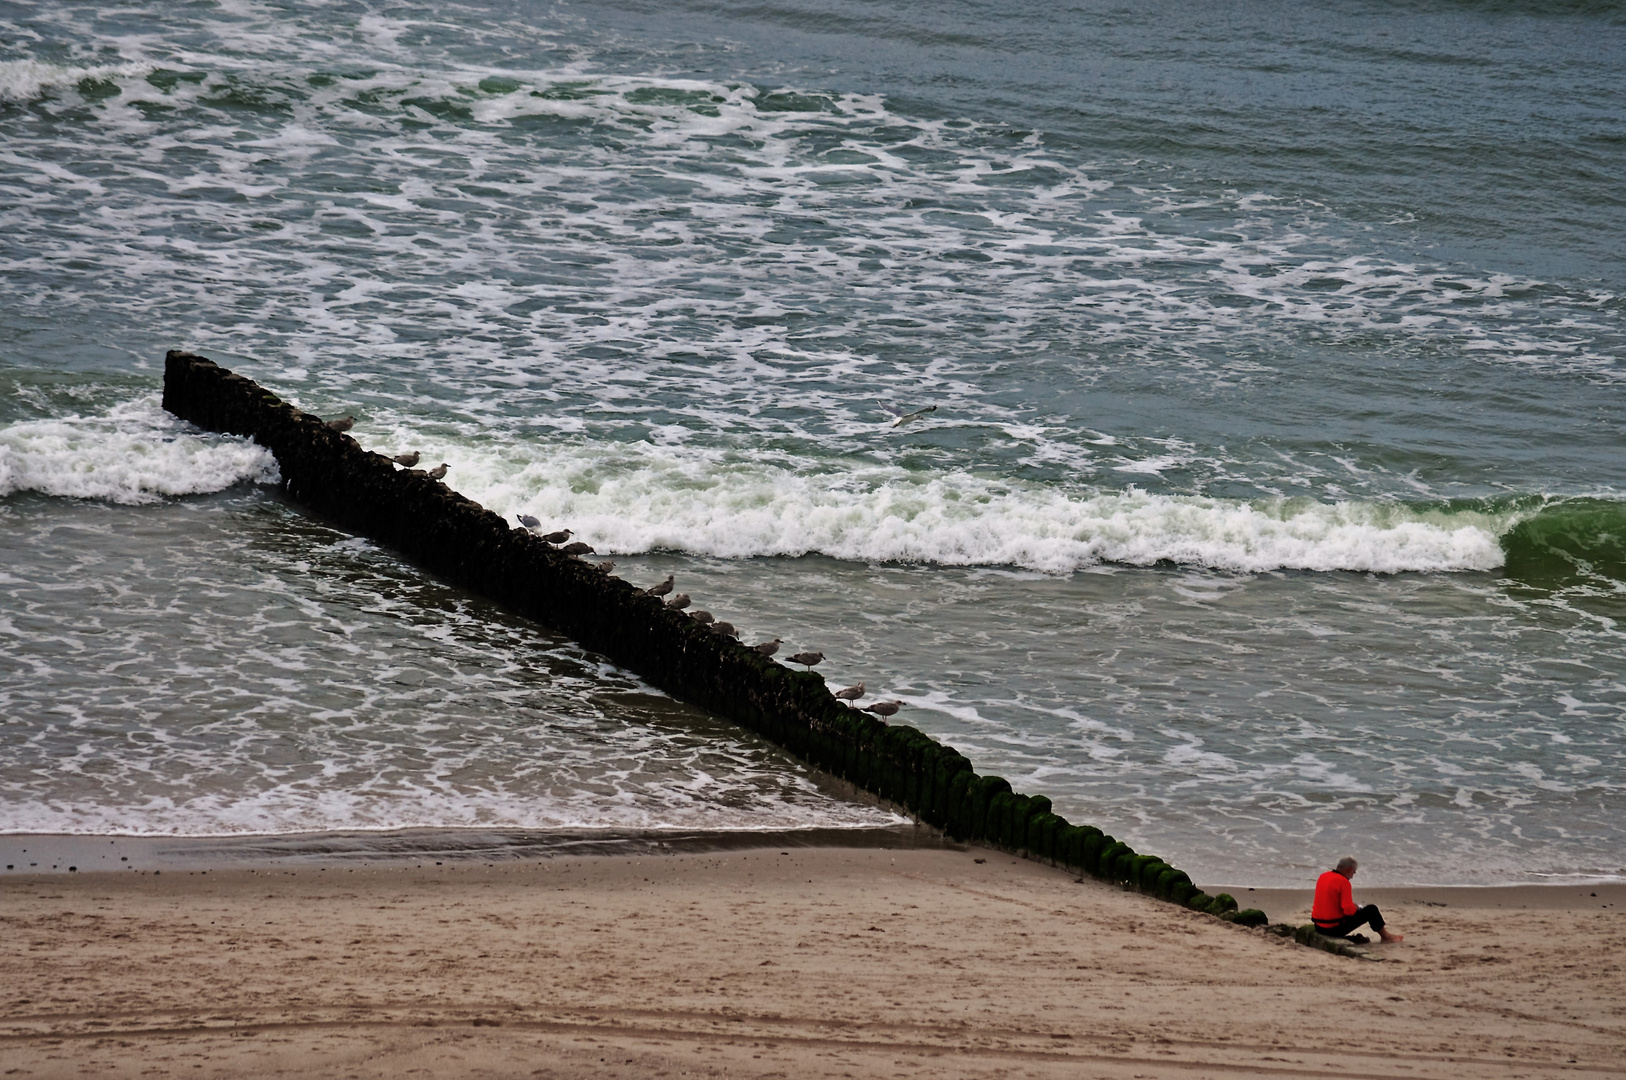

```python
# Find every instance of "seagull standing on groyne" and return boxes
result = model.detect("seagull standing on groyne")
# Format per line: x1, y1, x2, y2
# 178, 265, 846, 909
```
647, 575, 674, 598
787, 651, 824, 671
753, 638, 782, 657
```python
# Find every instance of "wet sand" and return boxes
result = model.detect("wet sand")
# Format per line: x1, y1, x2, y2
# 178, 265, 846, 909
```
3, 846, 1623, 1079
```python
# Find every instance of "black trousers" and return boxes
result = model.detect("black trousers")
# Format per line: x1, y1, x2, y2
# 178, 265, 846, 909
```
1314, 904, 1385, 937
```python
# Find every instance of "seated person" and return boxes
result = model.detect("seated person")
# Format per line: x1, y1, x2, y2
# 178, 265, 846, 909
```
1313, 856, 1403, 943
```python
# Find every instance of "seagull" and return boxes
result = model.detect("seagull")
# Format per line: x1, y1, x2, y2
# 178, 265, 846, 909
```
325, 414, 355, 432
517, 513, 541, 530
560, 541, 594, 556
863, 700, 903, 718
539, 529, 571, 545
833, 681, 865, 701
647, 575, 674, 598
786, 651, 824, 671
752, 638, 782, 657
665, 593, 691, 611
712, 622, 739, 638
425, 463, 449, 481
690, 610, 714, 624
593, 560, 615, 574
879, 402, 937, 428
392, 451, 420, 468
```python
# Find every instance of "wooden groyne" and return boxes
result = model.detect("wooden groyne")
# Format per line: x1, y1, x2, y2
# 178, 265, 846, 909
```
162, 349, 1266, 927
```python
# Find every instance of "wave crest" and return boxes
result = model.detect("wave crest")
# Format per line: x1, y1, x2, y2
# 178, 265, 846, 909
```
0, 395, 279, 505
1500, 498, 1626, 585
449, 441, 1516, 574
0, 59, 151, 103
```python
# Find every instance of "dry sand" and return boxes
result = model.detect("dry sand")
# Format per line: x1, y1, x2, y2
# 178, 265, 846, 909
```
3, 846, 1623, 1079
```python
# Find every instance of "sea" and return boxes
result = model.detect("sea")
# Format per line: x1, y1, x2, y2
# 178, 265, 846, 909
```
2, 0, 1622, 887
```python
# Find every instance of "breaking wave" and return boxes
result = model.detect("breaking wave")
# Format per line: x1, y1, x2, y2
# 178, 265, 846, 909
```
1500, 498, 1626, 585
448, 438, 1528, 575
0, 395, 279, 505
0, 58, 152, 103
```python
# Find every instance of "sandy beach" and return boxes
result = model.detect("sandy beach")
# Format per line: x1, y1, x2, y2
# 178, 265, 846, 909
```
4, 845, 1623, 1079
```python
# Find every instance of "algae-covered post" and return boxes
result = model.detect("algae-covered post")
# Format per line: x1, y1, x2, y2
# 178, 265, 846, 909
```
162, 349, 1272, 936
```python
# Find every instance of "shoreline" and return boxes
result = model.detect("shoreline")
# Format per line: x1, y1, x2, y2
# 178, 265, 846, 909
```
0, 824, 946, 874
7, 827, 1623, 894
5, 844, 1622, 1079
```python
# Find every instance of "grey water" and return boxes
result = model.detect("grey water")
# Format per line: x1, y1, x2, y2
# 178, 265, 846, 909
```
2, 0, 1623, 885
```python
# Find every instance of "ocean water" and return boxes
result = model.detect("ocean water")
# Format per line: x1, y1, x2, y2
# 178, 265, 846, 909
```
2, 0, 1623, 885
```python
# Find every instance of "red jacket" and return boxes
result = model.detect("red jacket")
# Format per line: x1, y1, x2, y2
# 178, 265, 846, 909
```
1312, 870, 1357, 925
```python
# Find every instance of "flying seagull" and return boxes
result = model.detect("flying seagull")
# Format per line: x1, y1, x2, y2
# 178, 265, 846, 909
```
425, 463, 449, 481
326, 414, 355, 432
392, 451, 420, 468
864, 700, 903, 718
833, 681, 865, 701
879, 402, 937, 428
786, 651, 824, 671
516, 513, 541, 530
752, 638, 782, 657
665, 593, 691, 611
539, 529, 571, 545
647, 575, 674, 598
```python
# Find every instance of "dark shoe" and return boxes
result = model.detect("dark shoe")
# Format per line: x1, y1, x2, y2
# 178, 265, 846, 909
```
1346, 933, 1369, 945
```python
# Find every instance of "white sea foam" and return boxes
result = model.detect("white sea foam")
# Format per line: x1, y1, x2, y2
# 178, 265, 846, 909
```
7, 42, 1616, 403
0, 58, 152, 102
440, 437, 1511, 574
0, 395, 278, 505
